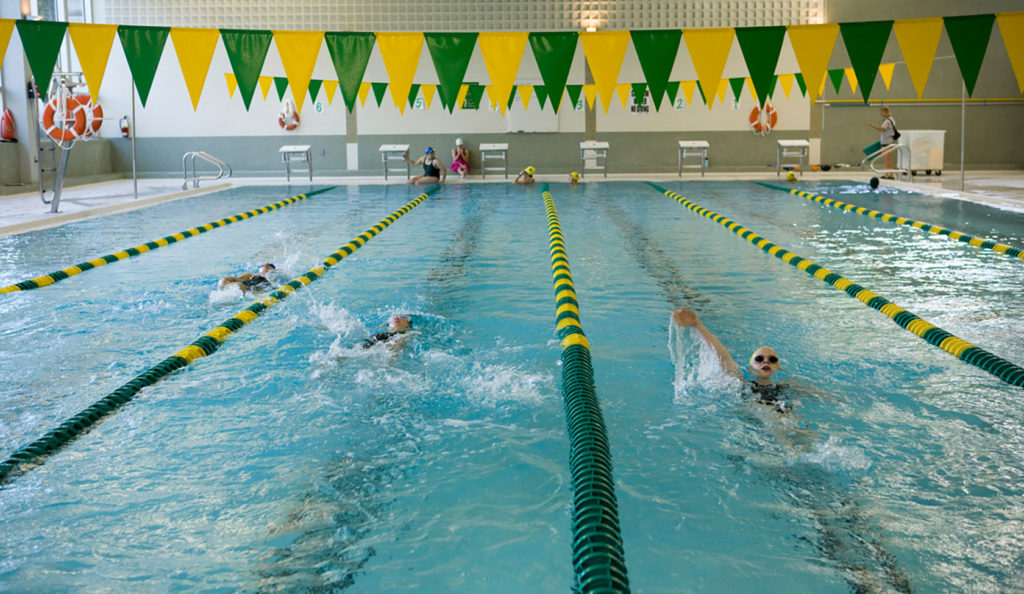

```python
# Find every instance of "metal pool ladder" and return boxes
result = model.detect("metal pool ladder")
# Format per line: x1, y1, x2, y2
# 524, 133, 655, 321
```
183, 151, 232, 189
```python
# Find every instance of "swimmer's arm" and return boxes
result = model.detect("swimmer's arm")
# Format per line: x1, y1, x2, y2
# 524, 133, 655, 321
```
672, 309, 742, 379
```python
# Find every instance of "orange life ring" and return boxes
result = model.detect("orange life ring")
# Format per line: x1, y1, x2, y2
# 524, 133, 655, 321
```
749, 103, 778, 135
278, 100, 299, 131
41, 96, 86, 142
74, 94, 103, 136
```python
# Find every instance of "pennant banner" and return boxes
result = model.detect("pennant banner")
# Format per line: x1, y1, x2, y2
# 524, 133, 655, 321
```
729, 77, 746, 102
170, 27, 220, 110
371, 81, 389, 107
308, 78, 323, 103
375, 32, 423, 114
258, 75, 273, 100
631, 83, 647, 107
323, 79, 338, 104
0, 19, 14, 69
786, 23, 839, 104
16, 20, 68, 95
421, 83, 436, 109
580, 30, 631, 113
358, 81, 371, 106
735, 26, 786, 106
274, 76, 289, 101
478, 32, 528, 115
274, 30, 324, 114
997, 12, 1024, 94
519, 84, 534, 109
529, 32, 578, 113
425, 32, 478, 112
630, 29, 681, 110
118, 25, 170, 107
566, 84, 583, 109
945, 14, 996, 96
840, 20, 893, 102
225, 72, 237, 98
666, 80, 681, 106
221, 29, 272, 110
777, 73, 794, 98
683, 28, 735, 110
878, 63, 895, 90
325, 32, 375, 113
68, 23, 118, 100
535, 85, 549, 109
893, 17, 943, 98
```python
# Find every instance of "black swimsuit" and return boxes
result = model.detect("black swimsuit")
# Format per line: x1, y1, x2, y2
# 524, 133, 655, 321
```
750, 382, 789, 413
241, 275, 270, 290
362, 330, 402, 348
423, 159, 440, 178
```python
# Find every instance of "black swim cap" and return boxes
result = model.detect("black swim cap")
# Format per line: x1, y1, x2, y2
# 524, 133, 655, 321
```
869, 177, 880, 189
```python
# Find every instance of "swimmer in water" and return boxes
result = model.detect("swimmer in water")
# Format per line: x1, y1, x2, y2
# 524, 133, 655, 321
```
362, 314, 413, 350
515, 166, 536, 185
219, 263, 277, 294
671, 308, 788, 412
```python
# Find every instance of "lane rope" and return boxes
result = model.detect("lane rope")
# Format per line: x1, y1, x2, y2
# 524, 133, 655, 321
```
647, 182, 1024, 389
758, 182, 1024, 261
541, 183, 630, 593
0, 186, 440, 485
1, 186, 337, 294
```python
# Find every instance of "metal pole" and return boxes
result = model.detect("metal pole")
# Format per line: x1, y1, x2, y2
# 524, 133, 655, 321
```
131, 78, 138, 200
960, 82, 966, 192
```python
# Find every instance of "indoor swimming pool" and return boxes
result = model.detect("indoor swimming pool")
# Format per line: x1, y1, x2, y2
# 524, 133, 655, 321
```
1, 180, 1023, 592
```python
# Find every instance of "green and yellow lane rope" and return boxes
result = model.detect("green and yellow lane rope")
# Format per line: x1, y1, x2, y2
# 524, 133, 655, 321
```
541, 183, 630, 593
0, 186, 440, 485
1, 186, 336, 294
647, 182, 1024, 388
758, 183, 1024, 261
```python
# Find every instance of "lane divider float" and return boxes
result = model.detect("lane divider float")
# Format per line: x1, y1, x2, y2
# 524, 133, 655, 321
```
647, 182, 1024, 388
541, 183, 630, 593
1, 186, 337, 294
0, 186, 440, 485
758, 182, 1024, 261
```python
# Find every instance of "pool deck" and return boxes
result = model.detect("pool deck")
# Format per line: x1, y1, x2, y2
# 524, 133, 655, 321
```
2, 170, 1023, 237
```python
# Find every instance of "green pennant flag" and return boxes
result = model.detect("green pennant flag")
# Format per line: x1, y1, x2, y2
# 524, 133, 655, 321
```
794, 72, 807, 96
371, 82, 388, 107
221, 29, 273, 110
630, 29, 681, 110
566, 84, 583, 109
729, 77, 746, 102
666, 80, 680, 106
631, 82, 647, 106
735, 26, 786, 106
528, 32, 578, 113
308, 79, 322, 103
768, 74, 778, 99
696, 80, 708, 105
535, 85, 549, 109
117, 25, 170, 107
325, 32, 375, 113
408, 83, 420, 108
828, 68, 845, 94
507, 85, 517, 110
274, 77, 289, 101
424, 32, 478, 112
464, 83, 486, 110
839, 20, 893, 102
944, 14, 995, 97
15, 20, 67, 96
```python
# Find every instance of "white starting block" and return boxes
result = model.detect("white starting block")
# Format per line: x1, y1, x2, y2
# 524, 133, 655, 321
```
379, 144, 410, 180
579, 140, 610, 177
678, 140, 709, 176
279, 145, 312, 182
480, 143, 509, 179
777, 140, 810, 177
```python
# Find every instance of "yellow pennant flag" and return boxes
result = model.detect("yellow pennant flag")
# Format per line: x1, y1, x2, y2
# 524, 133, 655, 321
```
998, 12, 1024, 93
615, 83, 631, 109
258, 76, 273, 100
421, 84, 436, 109
323, 79, 338, 104
716, 78, 729, 104
878, 63, 895, 90
893, 17, 942, 99
844, 67, 858, 94
787, 23, 839, 103
455, 84, 469, 110
519, 85, 534, 110
582, 84, 597, 109
479, 32, 529, 115
170, 27, 220, 111
580, 31, 631, 114
682, 28, 735, 110
778, 73, 795, 99
375, 32, 423, 115
67, 23, 118, 100
273, 30, 324, 115
358, 81, 372, 106
0, 19, 14, 68
484, 84, 497, 109
745, 77, 757, 102
225, 73, 237, 98
680, 80, 697, 105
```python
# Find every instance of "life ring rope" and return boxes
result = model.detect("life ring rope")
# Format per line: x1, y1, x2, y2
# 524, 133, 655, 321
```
749, 103, 777, 136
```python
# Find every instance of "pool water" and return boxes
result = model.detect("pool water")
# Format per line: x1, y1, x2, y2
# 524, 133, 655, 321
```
1, 181, 1023, 592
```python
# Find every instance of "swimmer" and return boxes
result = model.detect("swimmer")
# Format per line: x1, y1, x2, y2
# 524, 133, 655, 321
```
361, 314, 413, 350
569, 171, 580, 185
869, 176, 880, 190
515, 166, 536, 185
403, 147, 447, 185
672, 308, 788, 412
786, 171, 797, 182
219, 263, 277, 294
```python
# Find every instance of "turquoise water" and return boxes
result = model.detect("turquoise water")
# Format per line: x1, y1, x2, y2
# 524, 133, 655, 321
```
1, 181, 1023, 592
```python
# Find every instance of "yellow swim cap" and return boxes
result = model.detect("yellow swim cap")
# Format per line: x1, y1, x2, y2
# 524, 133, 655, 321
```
571, 171, 580, 180
525, 166, 536, 175
786, 171, 797, 182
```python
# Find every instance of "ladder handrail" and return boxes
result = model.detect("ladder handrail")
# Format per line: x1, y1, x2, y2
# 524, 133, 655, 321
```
182, 151, 232, 189
861, 143, 910, 181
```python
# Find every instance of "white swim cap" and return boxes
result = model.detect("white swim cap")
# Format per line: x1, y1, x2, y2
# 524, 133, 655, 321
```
455, 138, 463, 145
